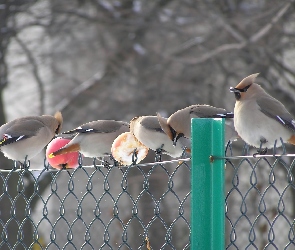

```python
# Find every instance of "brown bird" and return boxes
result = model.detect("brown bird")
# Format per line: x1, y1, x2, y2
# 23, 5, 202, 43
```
230, 73, 295, 151
157, 105, 237, 146
0, 112, 63, 162
130, 116, 191, 158
49, 120, 129, 158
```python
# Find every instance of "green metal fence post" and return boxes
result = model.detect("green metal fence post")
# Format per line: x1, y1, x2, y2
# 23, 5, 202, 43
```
191, 118, 225, 249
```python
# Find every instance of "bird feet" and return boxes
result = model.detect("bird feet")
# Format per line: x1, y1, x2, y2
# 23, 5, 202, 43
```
253, 138, 268, 157
131, 149, 138, 165
101, 156, 114, 169
18, 155, 30, 170
155, 144, 164, 162
253, 147, 268, 157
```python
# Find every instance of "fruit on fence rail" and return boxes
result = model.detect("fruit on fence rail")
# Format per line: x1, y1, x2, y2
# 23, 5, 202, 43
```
111, 132, 149, 166
46, 137, 80, 169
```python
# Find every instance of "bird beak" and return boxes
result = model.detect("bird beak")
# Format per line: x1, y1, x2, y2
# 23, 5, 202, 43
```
229, 87, 239, 93
230, 84, 251, 93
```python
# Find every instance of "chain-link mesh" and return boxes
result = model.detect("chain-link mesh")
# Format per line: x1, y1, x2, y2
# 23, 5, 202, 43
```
0, 156, 191, 250
225, 144, 295, 249
2, 144, 295, 249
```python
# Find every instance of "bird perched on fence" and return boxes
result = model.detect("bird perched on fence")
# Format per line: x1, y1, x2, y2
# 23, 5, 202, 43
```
157, 104, 237, 146
130, 116, 191, 158
0, 111, 63, 163
49, 120, 129, 159
230, 73, 295, 152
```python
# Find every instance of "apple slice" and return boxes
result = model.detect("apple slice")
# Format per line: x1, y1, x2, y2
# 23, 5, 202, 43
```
111, 132, 148, 166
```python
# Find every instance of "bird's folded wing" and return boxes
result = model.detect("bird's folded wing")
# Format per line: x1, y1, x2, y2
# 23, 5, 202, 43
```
190, 106, 234, 118
0, 119, 45, 146
0, 134, 28, 146
62, 127, 97, 134
63, 121, 125, 134
257, 96, 295, 132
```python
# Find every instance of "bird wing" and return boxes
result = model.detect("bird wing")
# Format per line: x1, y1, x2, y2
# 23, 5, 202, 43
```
190, 105, 234, 118
63, 120, 127, 134
0, 119, 45, 146
0, 134, 29, 146
62, 125, 96, 135
256, 96, 295, 132
140, 117, 164, 133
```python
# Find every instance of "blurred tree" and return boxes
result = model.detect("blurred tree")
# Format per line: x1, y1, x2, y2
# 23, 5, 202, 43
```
1, 0, 295, 248
0, 1, 39, 249
0, 1, 14, 167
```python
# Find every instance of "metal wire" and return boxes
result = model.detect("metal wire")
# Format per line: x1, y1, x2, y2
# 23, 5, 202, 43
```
225, 143, 295, 249
1, 142, 295, 249
0, 153, 191, 249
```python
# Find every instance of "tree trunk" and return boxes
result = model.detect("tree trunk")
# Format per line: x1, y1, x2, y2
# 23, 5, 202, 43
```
0, 1, 34, 248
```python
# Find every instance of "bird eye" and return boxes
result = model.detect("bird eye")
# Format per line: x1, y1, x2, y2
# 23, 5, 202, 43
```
234, 92, 241, 100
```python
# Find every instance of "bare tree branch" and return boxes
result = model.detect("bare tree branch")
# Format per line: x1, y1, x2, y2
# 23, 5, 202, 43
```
217, 16, 246, 43
53, 9, 107, 23
54, 71, 105, 112
168, 1, 293, 65
266, 50, 295, 78
168, 36, 205, 55
14, 36, 45, 115
170, 42, 246, 64
250, 2, 293, 43
55, 0, 173, 116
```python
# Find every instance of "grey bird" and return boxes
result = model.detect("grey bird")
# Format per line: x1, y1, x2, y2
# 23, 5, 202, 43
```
230, 73, 295, 150
157, 105, 237, 146
0, 112, 63, 162
50, 120, 129, 158
130, 116, 191, 158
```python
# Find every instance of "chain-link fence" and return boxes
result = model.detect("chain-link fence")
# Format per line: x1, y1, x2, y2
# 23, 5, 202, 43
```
0, 155, 191, 250
1, 140, 295, 249
225, 146, 295, 249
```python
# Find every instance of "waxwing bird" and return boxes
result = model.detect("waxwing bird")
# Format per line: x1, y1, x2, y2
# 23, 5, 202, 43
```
0, 111, 63, 162
230, 73, 295, 151
157, 105, 237, 146
130, 116, 191, 158
49, 120, 129, 158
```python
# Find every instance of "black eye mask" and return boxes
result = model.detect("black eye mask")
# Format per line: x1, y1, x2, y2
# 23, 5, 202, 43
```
229, 84, 252, 93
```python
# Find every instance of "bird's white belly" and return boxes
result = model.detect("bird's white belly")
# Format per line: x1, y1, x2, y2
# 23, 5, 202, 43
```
76, 133, 122, 158
134, 128, 185, 158
234, 103, 292, 148
1, 139, 47, 161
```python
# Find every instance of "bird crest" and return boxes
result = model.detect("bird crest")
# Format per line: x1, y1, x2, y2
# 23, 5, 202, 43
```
234, 73, 259, 91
